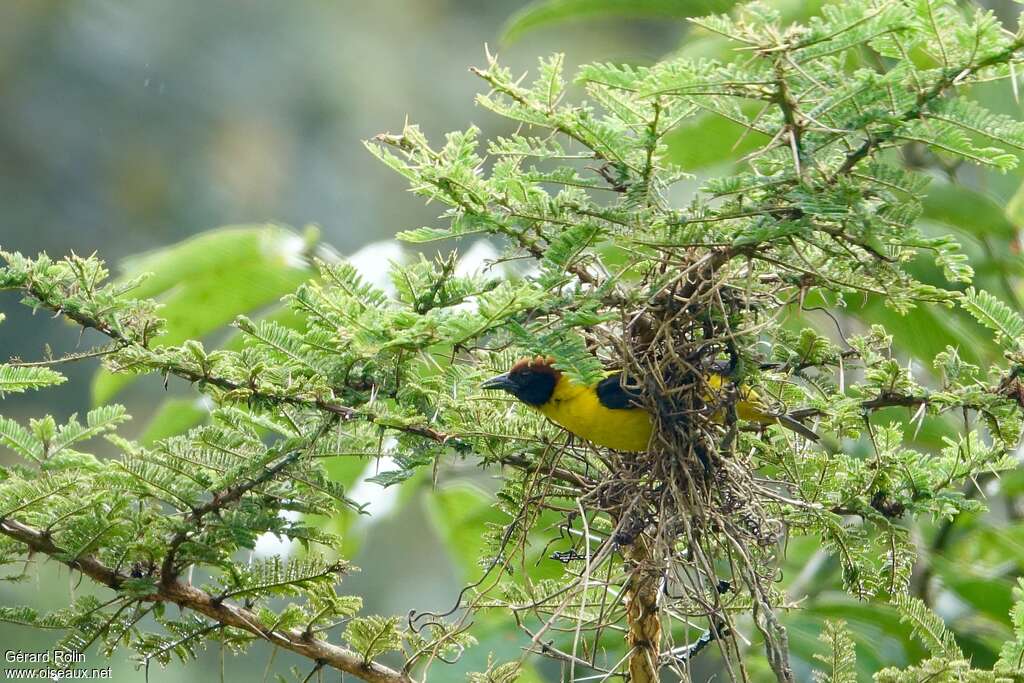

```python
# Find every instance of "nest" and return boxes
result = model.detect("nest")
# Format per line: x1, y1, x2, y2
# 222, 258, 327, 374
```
579, 249, 799, 682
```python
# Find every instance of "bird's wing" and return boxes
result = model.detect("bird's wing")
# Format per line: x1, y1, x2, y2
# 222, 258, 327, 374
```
595, 373, 642, 410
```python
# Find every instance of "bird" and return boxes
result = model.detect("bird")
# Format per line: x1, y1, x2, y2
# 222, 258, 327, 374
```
702, 368, 820, 443
482, 356, 819, 452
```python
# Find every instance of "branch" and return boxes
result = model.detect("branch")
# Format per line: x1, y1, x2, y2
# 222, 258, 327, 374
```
499, 453, 593, 490
624, 535, 661, 683
15, 277, 449, 444
160, 449, 307, 586
831, 38, 1024, 179
13, 276, 598, 494
774, 58, 805, 178
858, 392, 929, 411
0, 518, 412, 683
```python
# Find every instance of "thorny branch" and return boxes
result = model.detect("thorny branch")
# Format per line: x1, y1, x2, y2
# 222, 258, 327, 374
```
0, 518, 412, 683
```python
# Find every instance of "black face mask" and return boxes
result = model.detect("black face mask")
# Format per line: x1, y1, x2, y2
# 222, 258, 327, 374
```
482, 368, 557, 406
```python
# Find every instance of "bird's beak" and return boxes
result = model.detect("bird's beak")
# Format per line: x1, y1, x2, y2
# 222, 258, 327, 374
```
481, 373, 515, 392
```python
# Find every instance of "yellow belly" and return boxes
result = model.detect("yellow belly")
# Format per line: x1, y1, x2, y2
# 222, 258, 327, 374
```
535, 378, 653, 452
705, 373, 773, 424
529, 373, 775, 452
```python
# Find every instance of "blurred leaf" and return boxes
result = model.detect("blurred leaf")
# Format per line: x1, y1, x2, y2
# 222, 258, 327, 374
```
923, 184, 1016, 240
974, 524, 1024, 568
996, 469, 1024, 497
424, 481, 504, 579
501, 0, 737, 44
424, 480, 570, 584
854, 296, 991, 366
1006, 177, 1024, 228
955, 630, 1003, 670
139, 397, 208, 446
932, 557, 1014, 628
119, 224, 314, 299
665, 107, 770, 170
790, 598, 925, 676
321, 456, 386, 559
91, 225, 314, 404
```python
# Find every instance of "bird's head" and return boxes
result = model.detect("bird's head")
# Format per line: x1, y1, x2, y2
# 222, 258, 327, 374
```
482, 356, 561, 406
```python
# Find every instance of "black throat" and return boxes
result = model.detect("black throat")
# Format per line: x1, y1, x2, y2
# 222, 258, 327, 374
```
513, 372, 557, 406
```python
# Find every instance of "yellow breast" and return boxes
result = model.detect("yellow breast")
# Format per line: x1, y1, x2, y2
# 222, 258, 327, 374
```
528, 373, 776, 451
534, 375, 653, 452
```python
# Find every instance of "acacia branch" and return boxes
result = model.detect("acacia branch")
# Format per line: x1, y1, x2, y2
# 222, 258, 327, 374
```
10, 277, 596, 492
373, 132, 613, 297
160, 449, 307, 586
832, 38, 1024, 179
0, 518, 412, 683
14, 278, 449, 444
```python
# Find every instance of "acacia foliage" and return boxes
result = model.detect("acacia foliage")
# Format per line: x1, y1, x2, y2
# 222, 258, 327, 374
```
4, 1, 1024, 681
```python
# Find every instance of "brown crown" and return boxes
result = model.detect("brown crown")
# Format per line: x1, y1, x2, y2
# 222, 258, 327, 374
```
509, 355, 560, 377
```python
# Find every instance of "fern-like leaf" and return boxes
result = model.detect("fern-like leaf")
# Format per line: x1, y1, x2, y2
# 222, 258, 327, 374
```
892, 594, 962, 660
0, 365, 66, 394
812, 620, 858, 683
342, 615, 404, 663
962, 287, 1024, 352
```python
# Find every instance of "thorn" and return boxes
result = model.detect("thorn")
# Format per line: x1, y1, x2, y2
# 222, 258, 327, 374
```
1012, 61, 1020, 105
788, 128, 801, 176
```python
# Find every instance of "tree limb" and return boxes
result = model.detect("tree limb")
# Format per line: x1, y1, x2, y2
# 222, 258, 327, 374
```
0, 518, 413, 683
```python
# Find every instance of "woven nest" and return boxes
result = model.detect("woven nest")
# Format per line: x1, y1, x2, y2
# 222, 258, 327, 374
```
578, 250, 799, 681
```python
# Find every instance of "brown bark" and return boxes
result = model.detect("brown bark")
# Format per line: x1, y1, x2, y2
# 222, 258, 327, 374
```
624, 536, 662, 683
0, 518, 412, 683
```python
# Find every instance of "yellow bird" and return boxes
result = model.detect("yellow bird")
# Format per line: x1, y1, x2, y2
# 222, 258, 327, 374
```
482, 356, 818, 452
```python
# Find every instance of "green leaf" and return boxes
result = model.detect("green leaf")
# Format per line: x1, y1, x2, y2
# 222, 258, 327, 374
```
140, 397, 209, 446
217, 555, 346, 601
91, 225, 314, 404
962, 287, 1024, 353
396, 227, 460, 243
892, 594, 962, 660
467, 659, 523, 683
50, 405, 130, 456
812, 620, 858, 683
343, 616, 404, 662
0, 365, 66, 395
996, 579, 1024, 676
0, 416, 42, 461
501, 0, 738, 44
921, 183, 1016, 240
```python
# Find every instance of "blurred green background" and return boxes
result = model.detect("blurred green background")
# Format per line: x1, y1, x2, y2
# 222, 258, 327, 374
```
5, 0, 1024, 680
